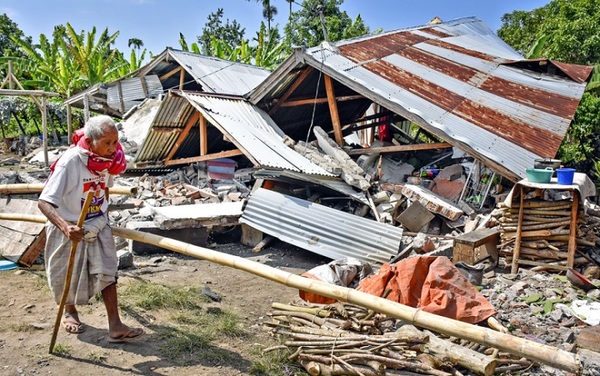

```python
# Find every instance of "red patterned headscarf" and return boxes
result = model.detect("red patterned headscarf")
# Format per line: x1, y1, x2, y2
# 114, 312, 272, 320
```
50, 129, 127, 175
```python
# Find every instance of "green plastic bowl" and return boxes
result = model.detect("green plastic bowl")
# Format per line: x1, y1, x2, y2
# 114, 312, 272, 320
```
526, 167, 553, 183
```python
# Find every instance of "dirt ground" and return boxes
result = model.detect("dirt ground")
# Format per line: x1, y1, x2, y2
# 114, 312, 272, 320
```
0, 233, 330, 376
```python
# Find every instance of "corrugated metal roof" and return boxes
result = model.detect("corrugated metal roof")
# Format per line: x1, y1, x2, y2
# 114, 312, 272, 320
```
133, 94, 197, 165
182, 92, 333, 175
66, 48, 271, 118
167, 49, 270, 95
240, 188, 403, 265
250, 17, 592, 181
134, 91, 334, 175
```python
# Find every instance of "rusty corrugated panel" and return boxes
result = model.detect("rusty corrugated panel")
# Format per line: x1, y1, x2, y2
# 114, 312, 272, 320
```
302, 16, 589, 181
240, 188, 403, 265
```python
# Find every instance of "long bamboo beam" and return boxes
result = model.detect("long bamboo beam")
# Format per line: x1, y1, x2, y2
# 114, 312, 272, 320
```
0, 184, 137, 196
1, 213, 589, 374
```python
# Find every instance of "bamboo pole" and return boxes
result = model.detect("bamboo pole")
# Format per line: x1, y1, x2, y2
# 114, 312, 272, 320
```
49, 190, 94, 353
0, 183, 137, 196
0, 214, 590, 374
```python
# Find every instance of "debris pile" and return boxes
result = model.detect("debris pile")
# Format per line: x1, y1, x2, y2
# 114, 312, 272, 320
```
266, 301, 535, 376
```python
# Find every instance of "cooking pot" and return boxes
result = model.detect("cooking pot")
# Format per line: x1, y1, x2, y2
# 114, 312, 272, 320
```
534, 157, 561, 170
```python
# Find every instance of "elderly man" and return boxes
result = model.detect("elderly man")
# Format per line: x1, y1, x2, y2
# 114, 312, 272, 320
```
39, 115, 144, 343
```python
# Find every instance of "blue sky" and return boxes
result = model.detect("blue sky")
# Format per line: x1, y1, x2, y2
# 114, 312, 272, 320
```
2, 0, 550, 56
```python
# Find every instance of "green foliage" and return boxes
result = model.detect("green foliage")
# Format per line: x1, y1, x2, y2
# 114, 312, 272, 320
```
52, 343, 72, 355
283, 0, 371, 50
0, 13, 30, 63
498, 0, 600, 183
559, 91, 600, 170
198, 8, 246, 55
252, 22, 286, 70
499, 0, 600, 64
498, 9, 549, 56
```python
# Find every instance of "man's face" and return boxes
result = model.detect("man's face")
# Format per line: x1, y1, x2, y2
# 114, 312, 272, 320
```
88, 125, 118, 158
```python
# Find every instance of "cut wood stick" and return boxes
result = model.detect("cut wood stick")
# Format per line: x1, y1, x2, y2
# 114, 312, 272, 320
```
49, 190, 94, 354
503, 229, 570, 238
518, 201, 573, 209
271, 302, 332, 317
503, 220, 571, 232
1, 213, 589, 374
252, 235, 273, 253
508, 209, 572, 216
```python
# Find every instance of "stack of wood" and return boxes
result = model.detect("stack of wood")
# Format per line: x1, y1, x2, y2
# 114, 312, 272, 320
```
265, 301, 534, 376
493, 199, 595, 267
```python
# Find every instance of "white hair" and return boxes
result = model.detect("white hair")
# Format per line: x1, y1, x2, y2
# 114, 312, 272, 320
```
83, 115, 117, 141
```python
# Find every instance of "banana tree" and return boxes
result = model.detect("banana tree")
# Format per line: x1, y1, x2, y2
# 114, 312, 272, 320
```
253, 21, 286, 70
63, 23, 125, 87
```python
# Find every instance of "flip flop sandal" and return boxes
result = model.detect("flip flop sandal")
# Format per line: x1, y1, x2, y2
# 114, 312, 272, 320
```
108, 328, 145, 343
62, 313, 84, 334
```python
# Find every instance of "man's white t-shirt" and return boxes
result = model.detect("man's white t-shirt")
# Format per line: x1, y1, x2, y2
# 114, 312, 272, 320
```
40, 147, 113, 222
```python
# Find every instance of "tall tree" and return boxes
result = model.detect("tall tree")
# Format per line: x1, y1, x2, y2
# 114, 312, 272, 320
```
499, 0, 600, 65
0, 14, 31, 79
283, 0, 370, 50
255, 0, 278, 33
498, 0, 600, 179
197, 8, 246, 55
0, 14, 29, 57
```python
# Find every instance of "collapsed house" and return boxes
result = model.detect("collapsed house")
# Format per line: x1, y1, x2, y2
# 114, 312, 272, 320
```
4, 16, 594, 268
2, 15, 600, 375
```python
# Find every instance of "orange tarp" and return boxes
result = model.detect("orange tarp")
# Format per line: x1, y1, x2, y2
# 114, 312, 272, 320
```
357, 256, 496, 324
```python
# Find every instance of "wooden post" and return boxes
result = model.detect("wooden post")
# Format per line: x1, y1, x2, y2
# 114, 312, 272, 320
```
42, 97, 49, 168
567, 191, 579, 268
66, 104, 72, 143
199, 114, 207, 155
83, 94, 90, 122
179, 68, 185, 90
511, 185, 525, 274
323, 75, 343, 146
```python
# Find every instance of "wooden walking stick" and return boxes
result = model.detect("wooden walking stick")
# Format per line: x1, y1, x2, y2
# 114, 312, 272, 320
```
49, 190, 94, 354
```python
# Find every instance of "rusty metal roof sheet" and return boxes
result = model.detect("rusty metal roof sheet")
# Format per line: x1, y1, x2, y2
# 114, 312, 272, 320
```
250, 17, 592, 181
240, 188, 403, 265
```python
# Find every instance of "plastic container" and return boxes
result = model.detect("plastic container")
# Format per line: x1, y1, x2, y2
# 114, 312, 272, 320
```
556, 168, 576, 185
534, 157, 561, 169
526, 167, 553, 183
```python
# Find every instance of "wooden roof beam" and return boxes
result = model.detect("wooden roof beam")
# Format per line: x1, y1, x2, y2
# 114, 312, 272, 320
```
164, 111, 200, 163
324, 75, 343, 145
268, 66, 313, 115
164, 149, 244, 166
345, 142, 452, 155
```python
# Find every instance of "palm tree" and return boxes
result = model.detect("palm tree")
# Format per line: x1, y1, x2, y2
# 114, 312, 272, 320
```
255, 0, 278, 33
127, 38, 144, 50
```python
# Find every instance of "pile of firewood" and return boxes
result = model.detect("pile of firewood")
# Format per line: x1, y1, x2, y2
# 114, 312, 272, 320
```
493, 198, 597, 268
264, 301, 534, 376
